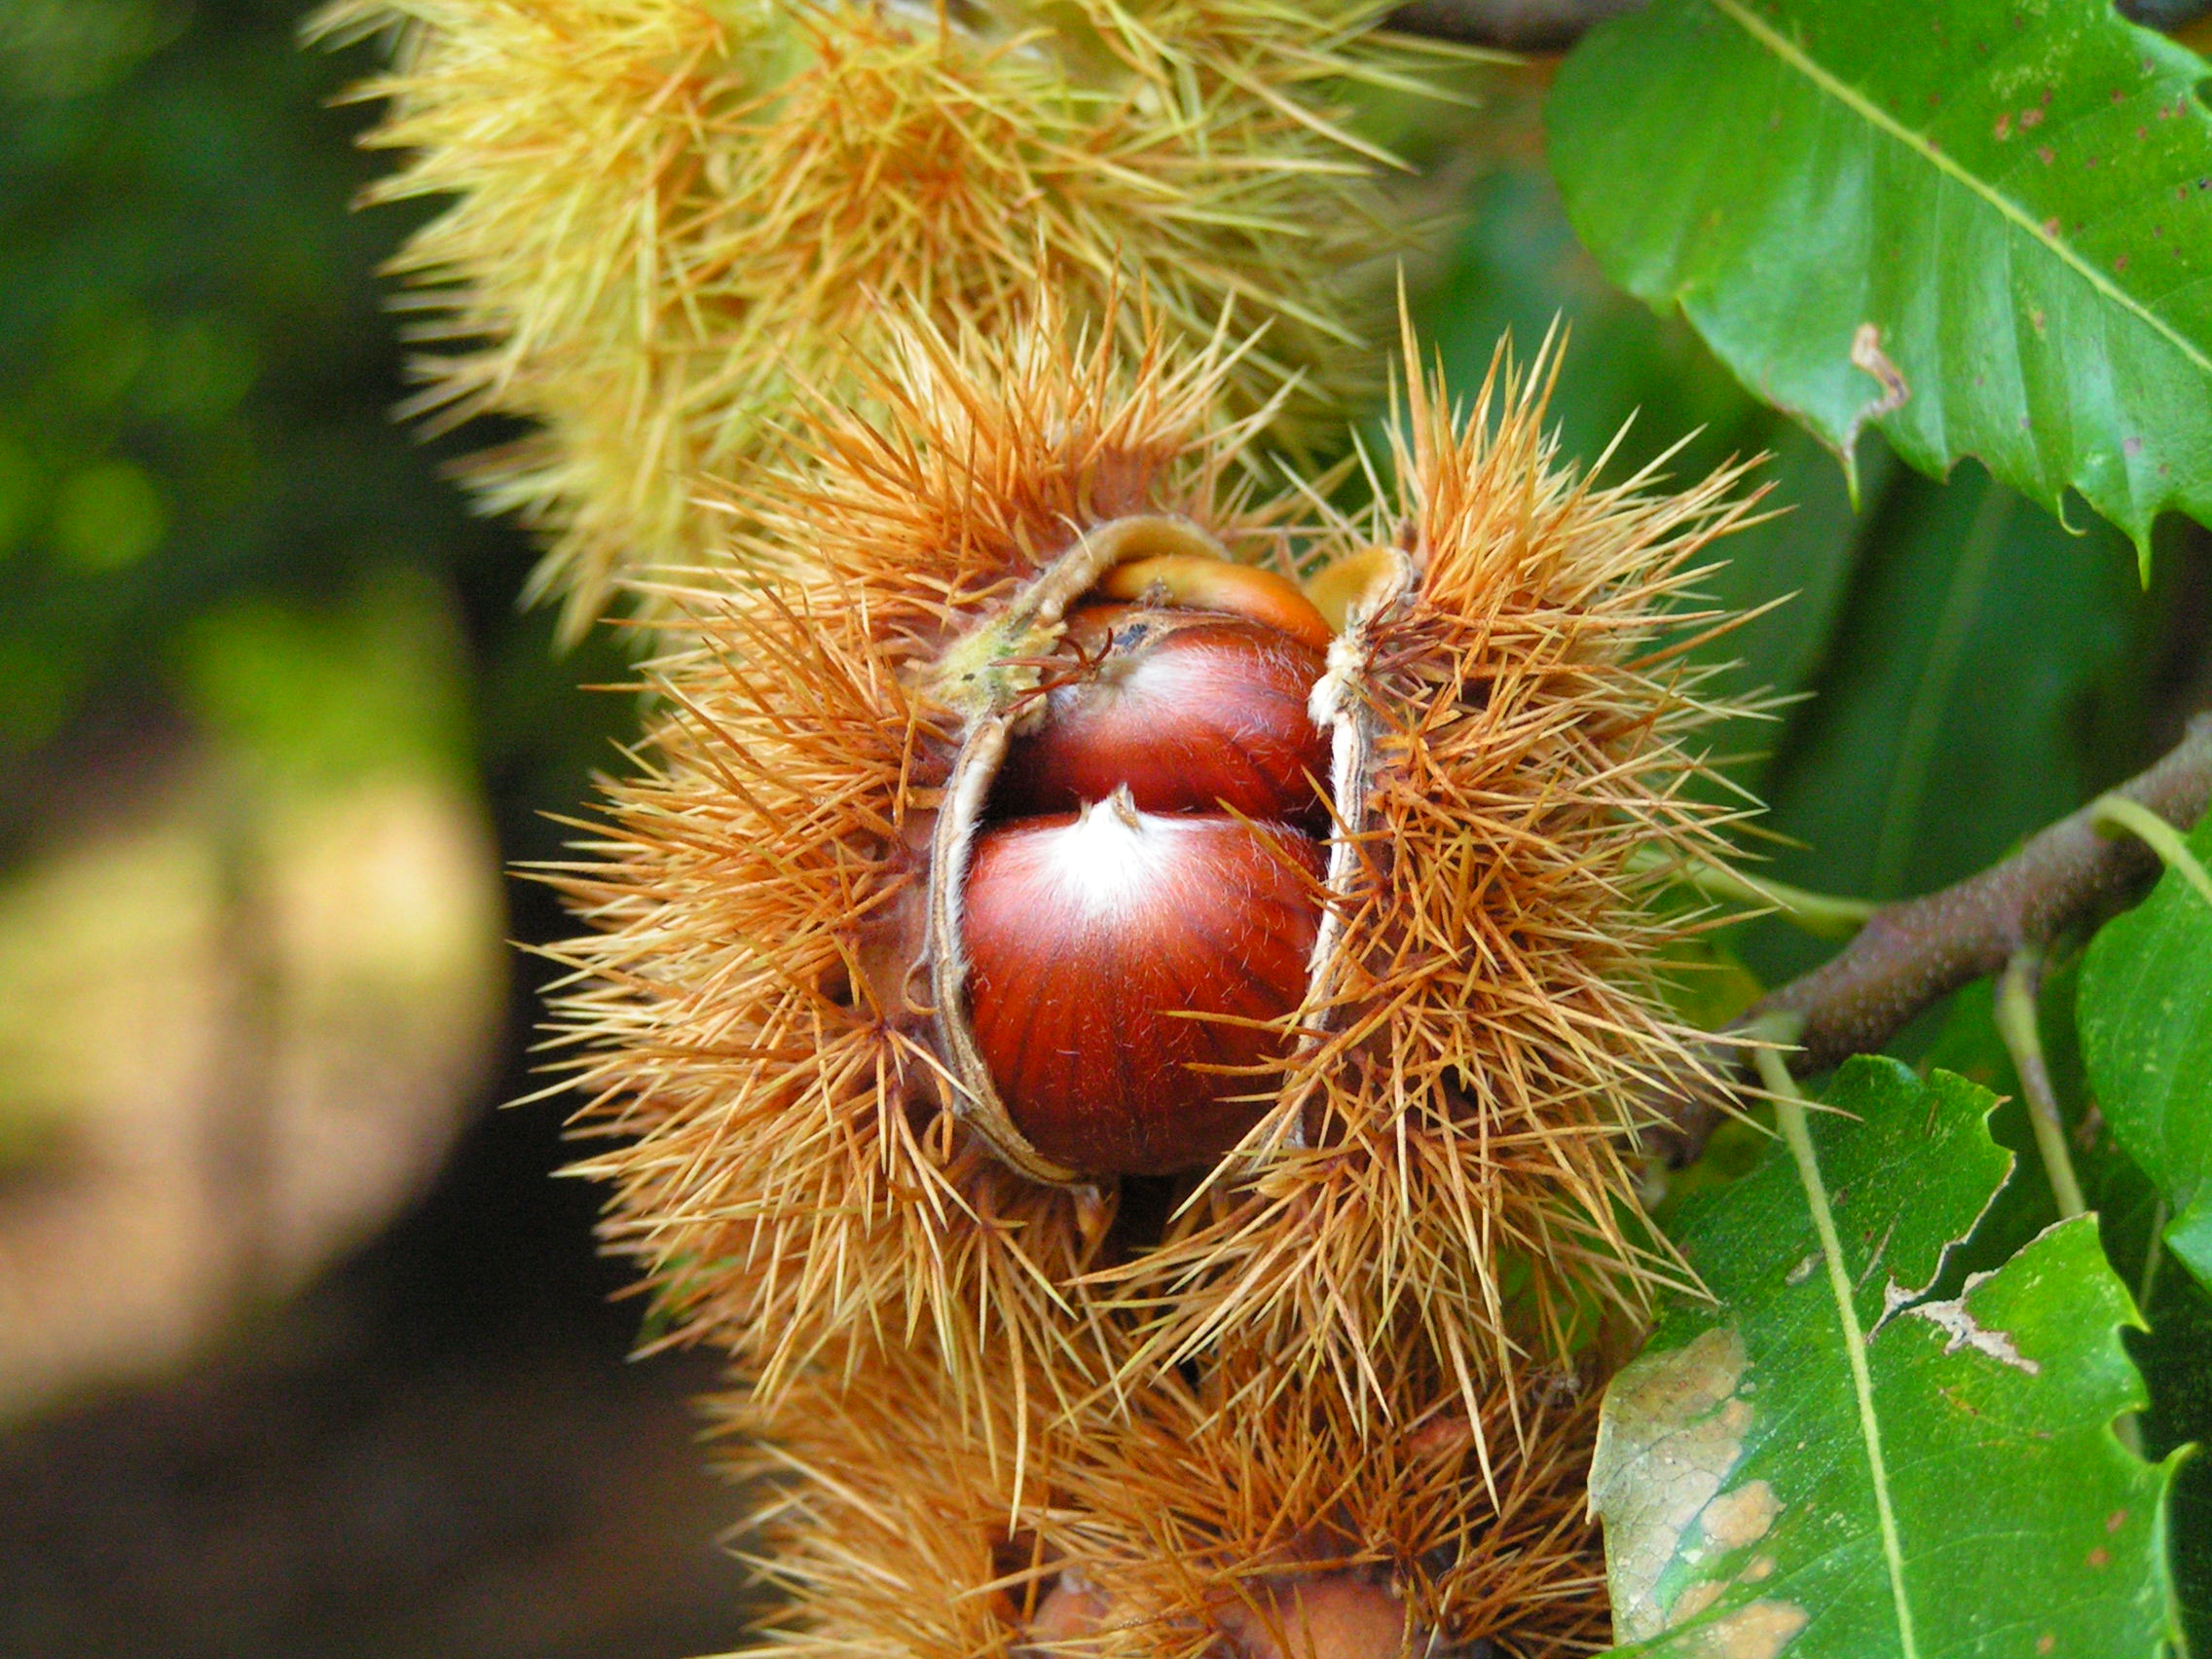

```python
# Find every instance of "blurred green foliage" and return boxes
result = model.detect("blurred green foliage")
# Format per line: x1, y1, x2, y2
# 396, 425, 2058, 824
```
0, 0, 629, 871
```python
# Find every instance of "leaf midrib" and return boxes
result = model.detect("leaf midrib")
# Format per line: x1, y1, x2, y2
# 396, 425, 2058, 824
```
1706, 0, 2212, 383
1777, 1094, 1922, 1658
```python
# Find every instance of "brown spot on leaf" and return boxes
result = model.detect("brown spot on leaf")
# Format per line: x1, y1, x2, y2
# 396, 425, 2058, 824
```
1702, 1482, 1783, 1554
1899, 1286, 2040, 1374
1995, 112, 2012, 140
2087, 1546, 2111, 1569
2108, 1508, 2129, 1532
2038, 1637, 2056, 1655
1683, 1600, 1809, 1659
1938, 1385, 1983, 1418
1675, 1582, 1725, 1625
1841, 324, 1908, 457
2021, 106, 2046, 129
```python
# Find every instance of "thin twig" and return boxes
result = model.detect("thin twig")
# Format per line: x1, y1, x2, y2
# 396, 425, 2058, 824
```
1654, 717, 2212, 1161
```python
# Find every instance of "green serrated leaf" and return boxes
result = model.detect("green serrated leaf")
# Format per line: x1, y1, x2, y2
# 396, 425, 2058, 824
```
2137, 1257, 2212, 1656
1594, 1057, 2180, 1656
2080, 809, 2212, 1296
1547, 0, 2212, 559
1922, 970, 2212, 1650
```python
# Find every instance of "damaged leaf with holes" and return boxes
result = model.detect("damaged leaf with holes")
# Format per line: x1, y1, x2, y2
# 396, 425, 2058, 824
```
1589, 1058, 2179, 1656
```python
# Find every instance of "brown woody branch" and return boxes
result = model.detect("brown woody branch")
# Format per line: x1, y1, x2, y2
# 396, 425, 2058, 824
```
1656, 715, 2212, 1162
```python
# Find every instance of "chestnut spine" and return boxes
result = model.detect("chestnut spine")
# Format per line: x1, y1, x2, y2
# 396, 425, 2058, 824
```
548, 311, 1766, 1438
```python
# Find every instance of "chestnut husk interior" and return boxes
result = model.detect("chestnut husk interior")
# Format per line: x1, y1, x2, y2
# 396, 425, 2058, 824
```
909, 513, 1415, 1188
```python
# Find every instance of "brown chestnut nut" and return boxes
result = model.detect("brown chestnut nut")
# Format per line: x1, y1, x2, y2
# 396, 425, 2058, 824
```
962, 790, 1324, 1175
993, 605, 1332, 827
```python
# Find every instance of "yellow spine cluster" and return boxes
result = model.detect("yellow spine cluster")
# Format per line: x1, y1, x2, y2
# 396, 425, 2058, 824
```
317, 0, 1447, 638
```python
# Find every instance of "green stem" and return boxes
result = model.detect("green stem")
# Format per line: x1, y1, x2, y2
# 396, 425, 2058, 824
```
1988, 952, 2139, 1456
1637, 848, 1877, 940
2089, 793, 2212, 908
2140, 1198, 2168, 1317
1992, 948, 2085, 1222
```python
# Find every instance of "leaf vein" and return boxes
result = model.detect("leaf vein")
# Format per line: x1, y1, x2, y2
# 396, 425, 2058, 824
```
1704, 0, 2212, 384
1761, 1052, 1921, 1658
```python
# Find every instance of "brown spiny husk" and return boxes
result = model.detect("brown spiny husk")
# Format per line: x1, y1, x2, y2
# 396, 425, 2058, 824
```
313, 0, 1456, 637
540, 308, 1285, 1417
722, 1336, 1609, 1659
543, 302, 1762, 1436
1104, 329, 1762, 1423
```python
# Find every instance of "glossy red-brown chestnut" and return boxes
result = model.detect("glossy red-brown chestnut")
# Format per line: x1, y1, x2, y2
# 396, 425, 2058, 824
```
961, 792, 1324, 1175
993, 605, 1333, 828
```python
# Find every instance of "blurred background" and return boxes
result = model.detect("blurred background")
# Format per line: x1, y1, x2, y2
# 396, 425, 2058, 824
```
0, 2, 756, 1653
1, 2, 2207, 1655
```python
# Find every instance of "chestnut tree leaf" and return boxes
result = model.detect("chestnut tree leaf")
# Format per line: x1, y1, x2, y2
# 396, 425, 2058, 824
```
2079, 809, 2212, 1297
1925, 972, 2212, 1649
1592, 1057, 2181, 1656
1546, 0, 2212, 563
